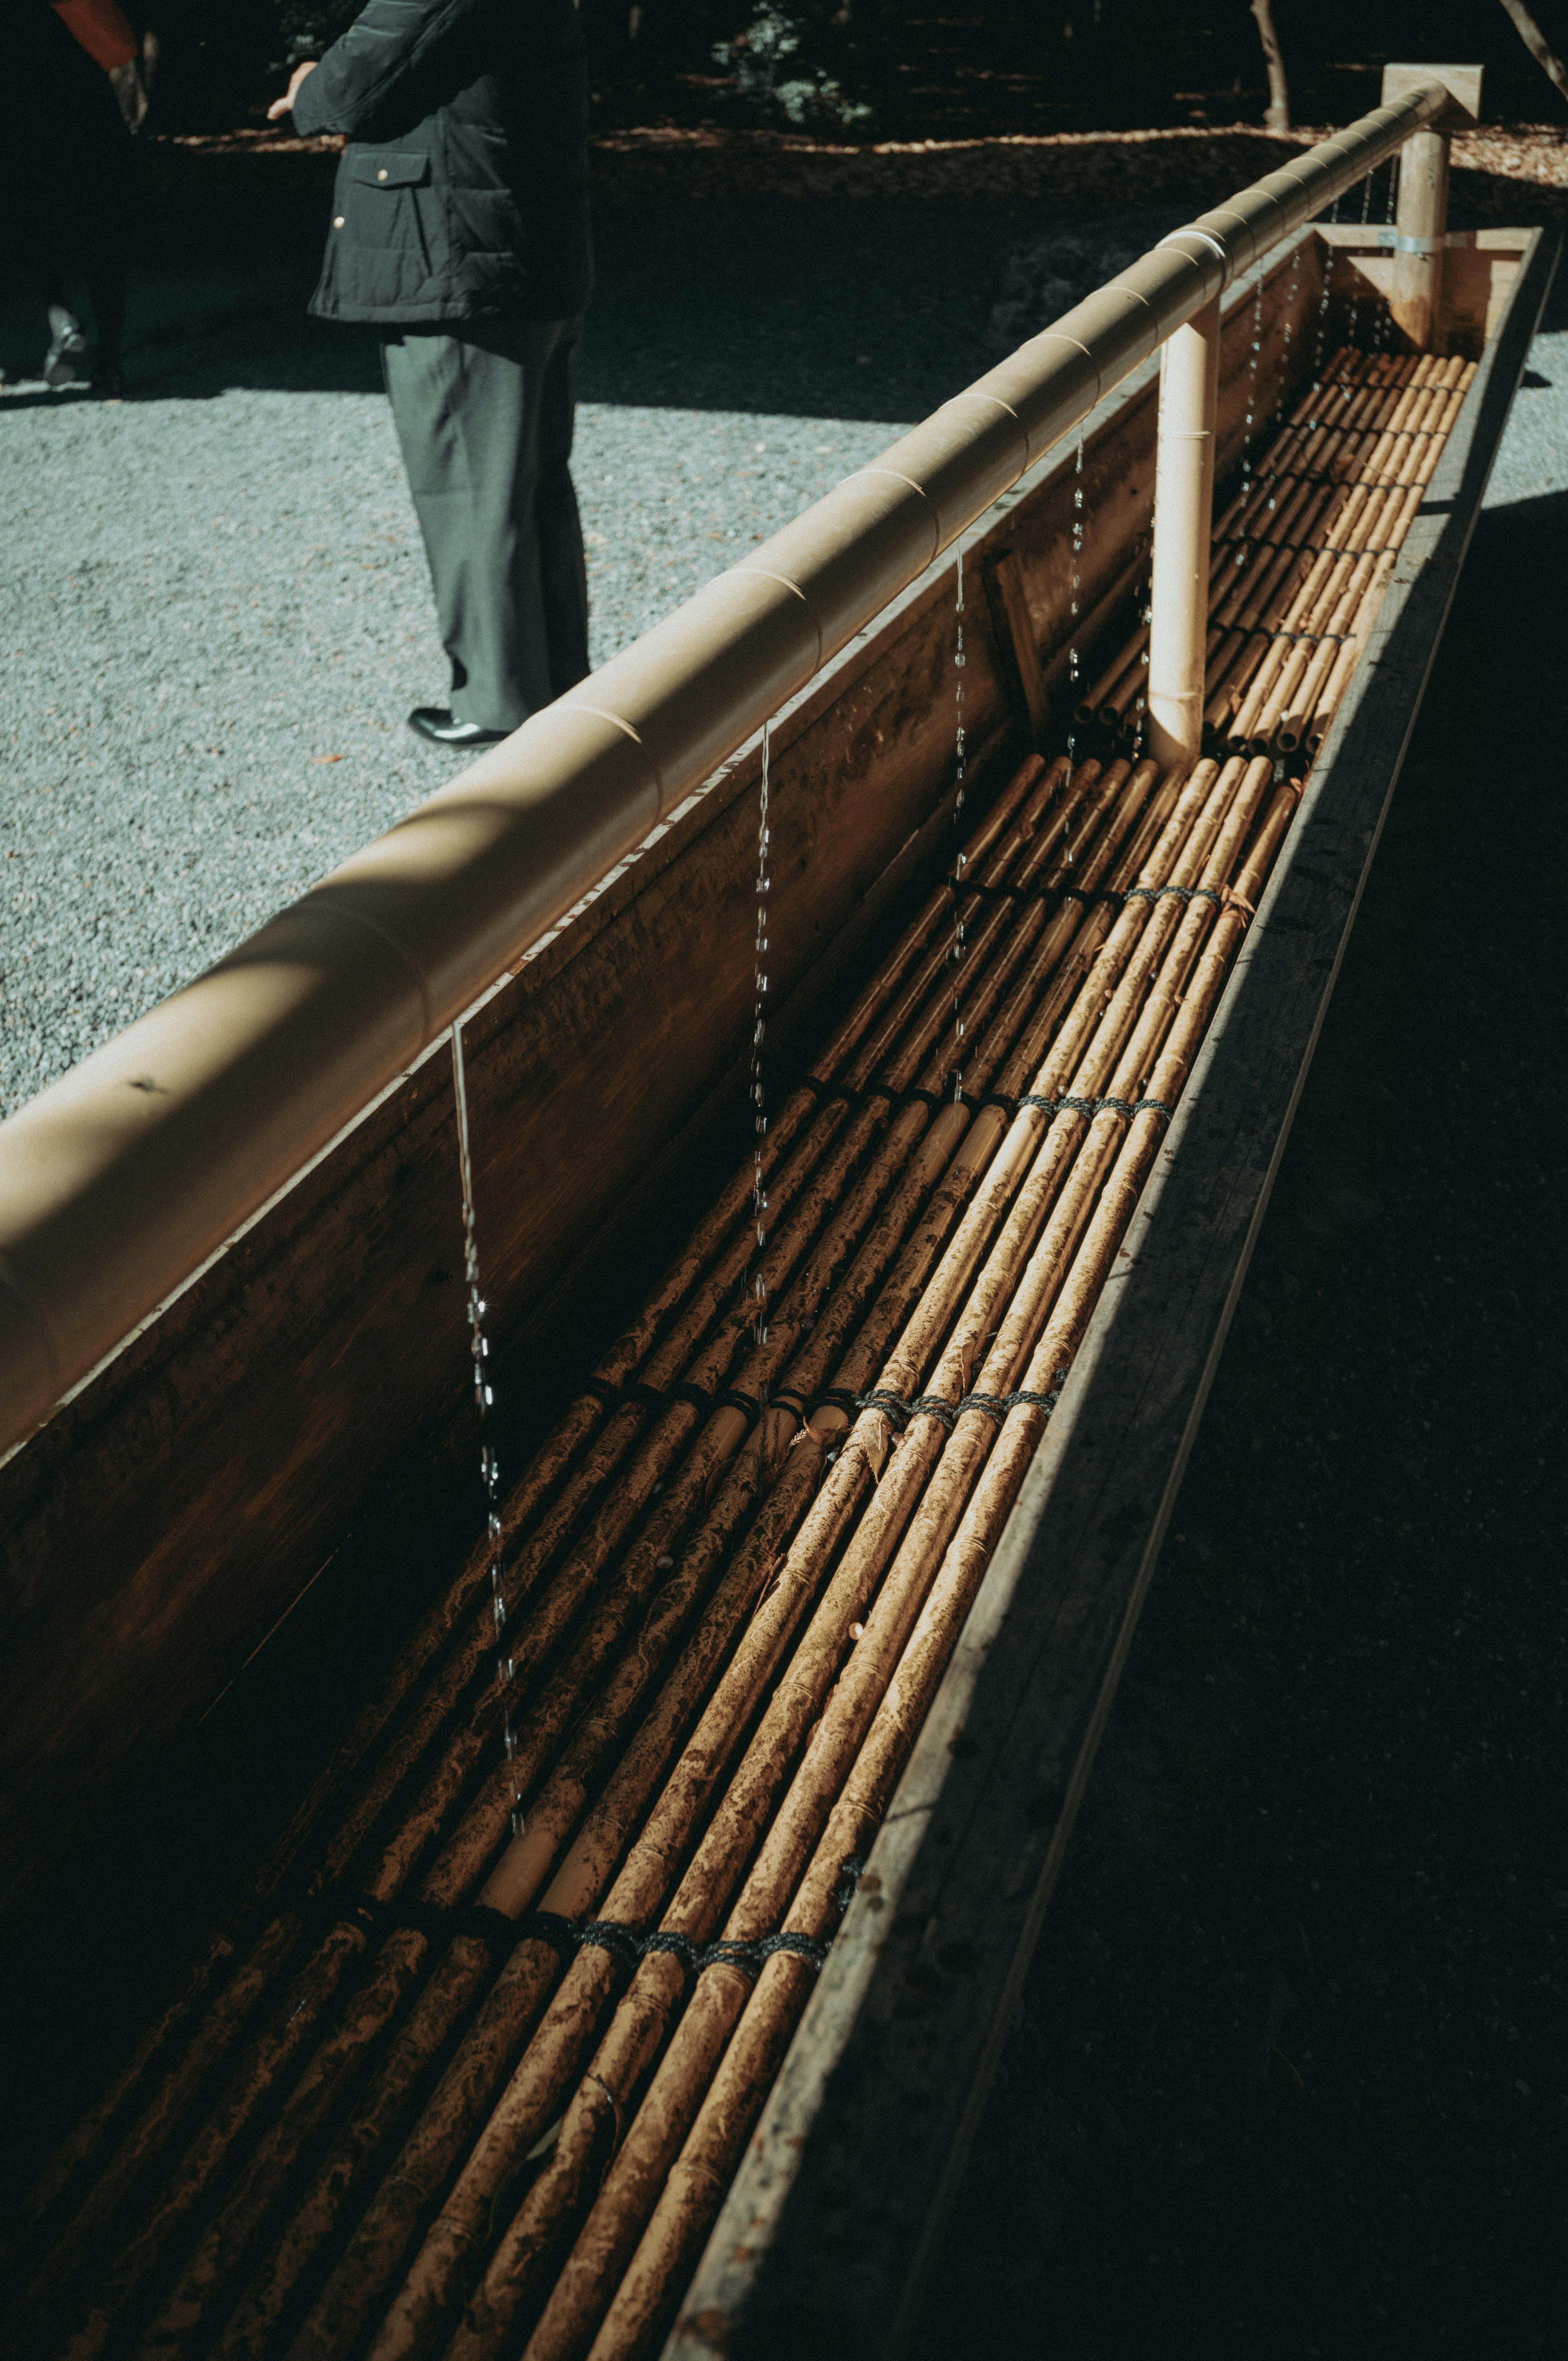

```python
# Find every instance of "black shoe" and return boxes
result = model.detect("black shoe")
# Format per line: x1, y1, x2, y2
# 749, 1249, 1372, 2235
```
44, 304, 89, 387
406, 706, 509, 747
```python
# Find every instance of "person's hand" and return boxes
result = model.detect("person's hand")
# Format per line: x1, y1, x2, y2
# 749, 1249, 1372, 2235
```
266, 59, 318, 121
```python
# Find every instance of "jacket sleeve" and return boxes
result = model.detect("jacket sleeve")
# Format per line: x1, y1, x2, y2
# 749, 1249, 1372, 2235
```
290, 0, 488, 142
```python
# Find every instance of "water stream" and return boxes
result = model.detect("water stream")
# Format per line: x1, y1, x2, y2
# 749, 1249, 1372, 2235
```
451, 1019, 524, 1837
949, 538, 968, 1097
748, 721, 772, 1346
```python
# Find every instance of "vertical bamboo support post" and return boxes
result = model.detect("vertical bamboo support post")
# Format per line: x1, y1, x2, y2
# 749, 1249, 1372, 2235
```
1380, 65, 1484, 356
1147, 292, 1221, 769
1392, 124, 1450, 353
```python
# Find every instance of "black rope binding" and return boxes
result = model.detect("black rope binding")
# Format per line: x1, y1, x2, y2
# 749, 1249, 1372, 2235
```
326, 1857, 870, 1985
822, 1383, 1065, 1433
1124, 883, 1223, 909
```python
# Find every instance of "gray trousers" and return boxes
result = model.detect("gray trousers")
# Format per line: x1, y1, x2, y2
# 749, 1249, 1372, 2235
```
382, 316, 590, 732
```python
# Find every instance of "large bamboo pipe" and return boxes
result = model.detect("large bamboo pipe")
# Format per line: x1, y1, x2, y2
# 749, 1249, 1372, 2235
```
0, 76, 1459, 1454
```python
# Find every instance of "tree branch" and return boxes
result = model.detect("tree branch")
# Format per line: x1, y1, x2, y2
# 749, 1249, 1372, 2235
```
1496, 0, 1568, 102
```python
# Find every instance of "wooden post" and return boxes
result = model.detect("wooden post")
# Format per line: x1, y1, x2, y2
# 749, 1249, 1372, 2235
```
1147, 292, 1221, 770
981, 548, 1050, 749
1380, 65, 1485, 354
1392, 125, 1451, 352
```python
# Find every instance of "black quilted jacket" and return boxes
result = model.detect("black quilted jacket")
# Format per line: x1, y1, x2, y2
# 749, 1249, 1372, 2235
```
291, 0, 591, 326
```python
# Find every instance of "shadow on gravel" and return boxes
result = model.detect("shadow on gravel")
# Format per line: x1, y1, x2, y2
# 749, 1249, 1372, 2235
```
909, 470, 1568, 2357
7, 187, 1561, 426
1, 201, 1038, 420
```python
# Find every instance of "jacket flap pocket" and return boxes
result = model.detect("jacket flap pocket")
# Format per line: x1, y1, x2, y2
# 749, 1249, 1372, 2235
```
352, 150, 430, 189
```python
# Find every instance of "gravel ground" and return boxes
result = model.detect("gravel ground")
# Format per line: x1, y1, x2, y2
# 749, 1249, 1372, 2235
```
0, 304, 934, 1115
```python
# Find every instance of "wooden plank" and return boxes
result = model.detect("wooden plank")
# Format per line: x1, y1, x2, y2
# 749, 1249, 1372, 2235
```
668, 223, 1557, 2361
980, 549, 1048, 746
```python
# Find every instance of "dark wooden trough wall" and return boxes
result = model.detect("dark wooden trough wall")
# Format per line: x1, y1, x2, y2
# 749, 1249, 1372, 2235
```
0, 241, 1320, 1924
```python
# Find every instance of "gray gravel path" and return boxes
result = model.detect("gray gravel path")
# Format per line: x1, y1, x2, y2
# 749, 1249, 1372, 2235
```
2, 242, 1562, 1119
0, 332, 910, 1116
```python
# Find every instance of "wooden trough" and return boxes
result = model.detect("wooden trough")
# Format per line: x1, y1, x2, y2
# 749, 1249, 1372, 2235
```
0, 66, 1555, 2361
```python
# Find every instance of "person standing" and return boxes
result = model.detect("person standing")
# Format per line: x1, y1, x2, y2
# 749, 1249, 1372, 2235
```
271, 0, 593, 747
4, 3, 138, 396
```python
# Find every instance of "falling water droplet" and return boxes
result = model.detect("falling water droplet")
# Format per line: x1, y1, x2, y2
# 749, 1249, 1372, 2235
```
452, 1020, 526, 1838
948, 532, 968, 1099
746, 717, 774, 1347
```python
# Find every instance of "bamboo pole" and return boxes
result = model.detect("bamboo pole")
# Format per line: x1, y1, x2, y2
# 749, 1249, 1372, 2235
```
1390, 125, 1451, 354
1147, 292, 1221, 766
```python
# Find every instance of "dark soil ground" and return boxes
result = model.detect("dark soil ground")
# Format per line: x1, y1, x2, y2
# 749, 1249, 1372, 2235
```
911, 303, 1568, 2361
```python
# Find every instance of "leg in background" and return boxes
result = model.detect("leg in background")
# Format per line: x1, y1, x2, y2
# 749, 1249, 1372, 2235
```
383, 319, 588, 733
534, 316, 590, 697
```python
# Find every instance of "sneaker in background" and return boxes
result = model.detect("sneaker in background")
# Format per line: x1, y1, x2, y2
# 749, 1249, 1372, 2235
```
43, 305, 89, 388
